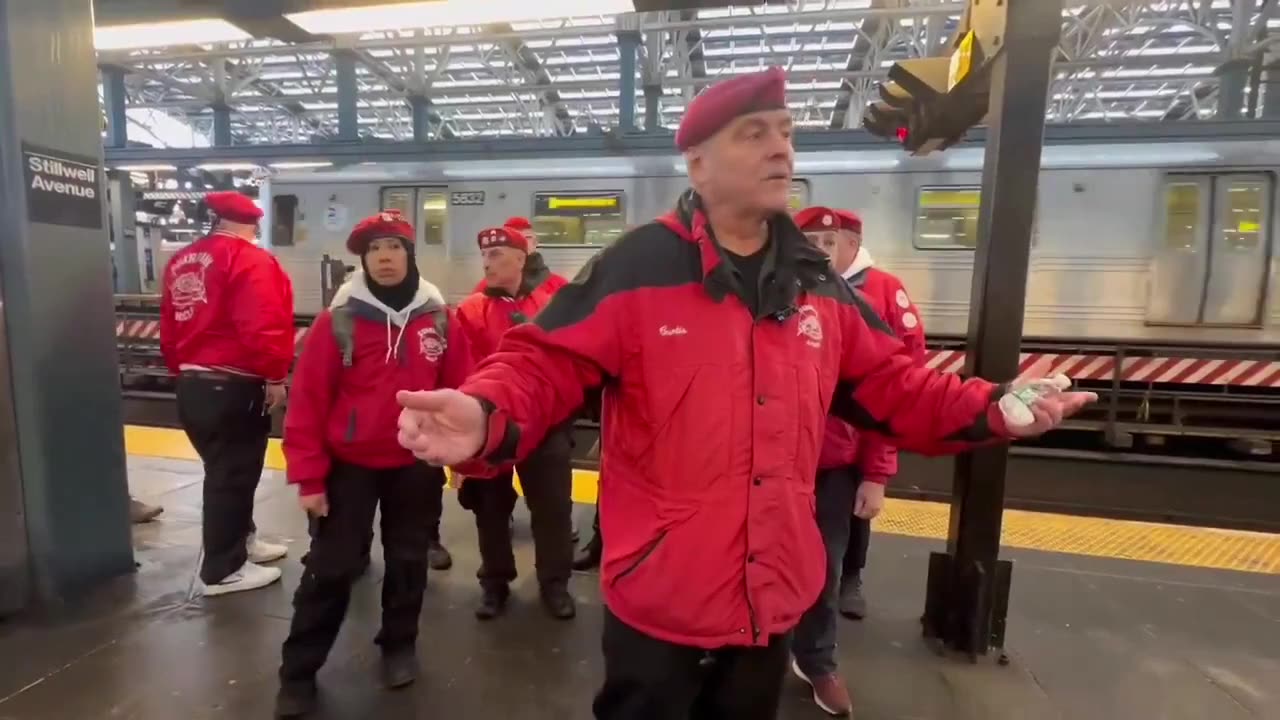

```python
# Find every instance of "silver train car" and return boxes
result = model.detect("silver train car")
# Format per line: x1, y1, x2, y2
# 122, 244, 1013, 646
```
257, 138, 1279, 347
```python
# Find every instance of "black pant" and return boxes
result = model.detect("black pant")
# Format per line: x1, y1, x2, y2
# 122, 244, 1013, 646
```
279, 461, 437, 686
592, 608, 790, 720
459, 429, 573, 591
305, 465, 444, 566
793, 466, 859, 676
841, 475, 871, 579
176, 373, 271, 585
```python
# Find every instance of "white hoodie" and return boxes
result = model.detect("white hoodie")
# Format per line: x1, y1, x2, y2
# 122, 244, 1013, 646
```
329, 270, 447, 364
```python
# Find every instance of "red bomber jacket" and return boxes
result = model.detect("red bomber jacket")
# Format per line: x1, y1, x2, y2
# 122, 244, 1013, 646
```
818, 255, 928, 482
454, 190, 1013, 650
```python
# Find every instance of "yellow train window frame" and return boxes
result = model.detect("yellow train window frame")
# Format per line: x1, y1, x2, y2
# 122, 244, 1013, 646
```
532, 191, 626, 247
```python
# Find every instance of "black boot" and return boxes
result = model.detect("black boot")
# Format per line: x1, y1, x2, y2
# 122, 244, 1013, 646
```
839, 573, 867, 620
427, 540, 452, 571
572, 534, 602, 572
540, 583, 576, 620
381, 649, 419, 689
274, 680, 318, 718
475, 585, 509, 620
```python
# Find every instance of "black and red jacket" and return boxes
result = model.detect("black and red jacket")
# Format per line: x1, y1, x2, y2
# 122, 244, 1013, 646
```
455, 190, 1012, 650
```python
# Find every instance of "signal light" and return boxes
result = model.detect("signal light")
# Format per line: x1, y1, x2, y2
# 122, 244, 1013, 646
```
895, 127, 909, 143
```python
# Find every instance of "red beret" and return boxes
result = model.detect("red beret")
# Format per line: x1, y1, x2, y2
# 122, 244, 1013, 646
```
477, 226, 529, 253
675, 67, 788, 151
205, 191, 262, 224
347, 210, 414, 255
504, 216, 532, 231
794, 206, 862, 235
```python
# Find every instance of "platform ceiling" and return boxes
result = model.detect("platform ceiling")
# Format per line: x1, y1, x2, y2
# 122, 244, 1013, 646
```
93, 0, 1276, 146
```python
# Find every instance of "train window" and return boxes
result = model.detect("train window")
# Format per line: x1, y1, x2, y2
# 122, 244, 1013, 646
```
532, 191, 626, 246
913, 187, 980, 249
416, 189, 446, 246
380, 187, 416, 226
272, 194, 297, 247
1163, 183, 1200, 250
789, 179, 810, 212
1223, 181, 1264, 251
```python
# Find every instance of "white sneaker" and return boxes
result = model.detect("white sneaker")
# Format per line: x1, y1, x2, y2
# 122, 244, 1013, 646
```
247, 533, 288, 564
203, 561, 282, 597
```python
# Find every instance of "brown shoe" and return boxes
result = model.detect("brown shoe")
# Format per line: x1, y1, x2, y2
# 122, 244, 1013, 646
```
791, 659, 853, 716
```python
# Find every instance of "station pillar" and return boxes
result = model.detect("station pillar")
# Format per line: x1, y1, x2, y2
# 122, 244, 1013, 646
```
921, 0, 1063, 660
0, 0, 134, 616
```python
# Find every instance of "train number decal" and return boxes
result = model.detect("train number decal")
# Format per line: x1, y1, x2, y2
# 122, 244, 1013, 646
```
450, 191, 486, 206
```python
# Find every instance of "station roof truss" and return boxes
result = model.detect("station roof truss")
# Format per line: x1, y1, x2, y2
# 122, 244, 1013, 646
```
97, 0, 1277, 147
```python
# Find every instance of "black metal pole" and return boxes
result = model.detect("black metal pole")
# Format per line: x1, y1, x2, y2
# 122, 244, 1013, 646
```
922, 0, 1064, 660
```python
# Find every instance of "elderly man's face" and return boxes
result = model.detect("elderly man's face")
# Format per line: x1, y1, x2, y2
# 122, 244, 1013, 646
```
804, 228, 862, 275
687, 109, 795, 215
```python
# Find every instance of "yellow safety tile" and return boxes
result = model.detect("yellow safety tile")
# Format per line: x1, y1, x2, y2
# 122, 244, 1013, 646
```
124, 426, 1279, 575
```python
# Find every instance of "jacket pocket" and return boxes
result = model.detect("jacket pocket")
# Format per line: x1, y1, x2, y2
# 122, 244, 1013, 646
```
610, 530, 668, 588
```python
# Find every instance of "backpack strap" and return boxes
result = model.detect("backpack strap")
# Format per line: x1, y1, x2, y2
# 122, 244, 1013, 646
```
330, 305, 356, 368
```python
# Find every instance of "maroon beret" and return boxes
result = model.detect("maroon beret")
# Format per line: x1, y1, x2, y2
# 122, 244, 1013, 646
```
794, 206, 862, 235
477, 226, 529, 253
504, 216, 532, 231
675, 67, 788, 151
347, 210, 414, 255
205, 191, 263, 224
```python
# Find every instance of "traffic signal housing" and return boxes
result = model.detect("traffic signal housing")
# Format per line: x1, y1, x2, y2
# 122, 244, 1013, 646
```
862, 30, 995, 155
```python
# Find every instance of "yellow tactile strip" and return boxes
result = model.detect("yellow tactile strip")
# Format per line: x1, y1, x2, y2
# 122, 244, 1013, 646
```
124, 426, 1280, 575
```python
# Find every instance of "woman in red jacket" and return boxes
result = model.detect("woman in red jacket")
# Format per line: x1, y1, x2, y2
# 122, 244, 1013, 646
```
274, 211, 472, 718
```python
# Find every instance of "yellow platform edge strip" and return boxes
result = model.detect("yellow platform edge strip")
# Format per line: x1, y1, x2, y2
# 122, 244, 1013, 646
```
123, 425, 1280, 575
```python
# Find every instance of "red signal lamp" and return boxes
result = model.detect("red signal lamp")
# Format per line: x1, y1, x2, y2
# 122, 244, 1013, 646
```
895, 126, 909, 143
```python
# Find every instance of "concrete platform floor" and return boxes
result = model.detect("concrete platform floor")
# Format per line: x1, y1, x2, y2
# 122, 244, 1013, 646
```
0, 456, 1278, 720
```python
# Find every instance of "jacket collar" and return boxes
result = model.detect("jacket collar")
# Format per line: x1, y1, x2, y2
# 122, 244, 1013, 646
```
657, 189, 833, 318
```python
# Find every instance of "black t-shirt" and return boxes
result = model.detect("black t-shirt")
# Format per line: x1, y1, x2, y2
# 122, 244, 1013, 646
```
724, 240, 771, 316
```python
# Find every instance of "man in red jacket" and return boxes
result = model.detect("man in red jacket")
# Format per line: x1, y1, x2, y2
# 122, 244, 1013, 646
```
275, 211, 472, 717
395, 67, 1096, 719
455, 226, 577, 621
160, 191, 294, 597
788, 206, 927, 716
471, 216, 569, 296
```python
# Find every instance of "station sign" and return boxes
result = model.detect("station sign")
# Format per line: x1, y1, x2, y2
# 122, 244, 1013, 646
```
22, 142, 103, 229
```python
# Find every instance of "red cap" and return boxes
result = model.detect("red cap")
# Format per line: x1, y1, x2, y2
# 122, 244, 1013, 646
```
793, 206, 862, 235
675, 67, 788, 151
205, 191, 263, 224
477, 226, 529, 253
347, 210, 414, 255
504, 216, 532, 231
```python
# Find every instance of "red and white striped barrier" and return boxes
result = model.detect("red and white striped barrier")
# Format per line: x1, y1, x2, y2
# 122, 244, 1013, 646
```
925, 350, 1280, 388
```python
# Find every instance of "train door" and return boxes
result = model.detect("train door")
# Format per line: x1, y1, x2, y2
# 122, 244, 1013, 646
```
1145, 173, 1273, 327
380, 186, 450, 291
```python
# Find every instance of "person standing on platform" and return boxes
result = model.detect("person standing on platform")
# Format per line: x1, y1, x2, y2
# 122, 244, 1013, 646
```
160, 191, 294, 597
787, 206, 927, 716
394, 67, 1096, 720
471, 216, 568, 296
454, 226, 577, 621
274, 211, 472, 718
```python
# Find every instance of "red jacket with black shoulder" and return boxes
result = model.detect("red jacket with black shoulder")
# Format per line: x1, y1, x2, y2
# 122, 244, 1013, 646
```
818, 259, 928, 482
454, 190, 1013, 650
159, 232, 295, 382
470, 252, 568, 297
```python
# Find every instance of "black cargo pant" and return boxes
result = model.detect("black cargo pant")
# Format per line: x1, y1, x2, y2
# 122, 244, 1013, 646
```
279, 461, 438, 686
458, 427, 573, 591
792, 466, 860, 677
592, 607, 791, 720
842, 477, 871, 579
176, 372, 271, 585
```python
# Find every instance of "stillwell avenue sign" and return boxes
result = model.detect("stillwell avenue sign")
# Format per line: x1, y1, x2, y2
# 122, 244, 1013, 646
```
22, 142, 104, 230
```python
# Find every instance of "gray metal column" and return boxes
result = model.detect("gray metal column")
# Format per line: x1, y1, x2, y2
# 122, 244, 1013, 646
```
1218, 68, 1246, 120
101, 65, 129, 149
0, 0, 134, 615
335, 52, 359, 141
616, 18, 641, 134
109, 174, 141, 294
212, 105, 232, 146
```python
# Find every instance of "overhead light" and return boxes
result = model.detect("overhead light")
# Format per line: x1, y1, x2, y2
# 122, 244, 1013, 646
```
196, 162, 262, 171
287, 0, 633, 34
115, 163, 177, 171
94, 19, 251, 51
268, 161, 334, 169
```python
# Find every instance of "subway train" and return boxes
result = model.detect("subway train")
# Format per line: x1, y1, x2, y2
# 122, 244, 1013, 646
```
247, 138, 1279, 350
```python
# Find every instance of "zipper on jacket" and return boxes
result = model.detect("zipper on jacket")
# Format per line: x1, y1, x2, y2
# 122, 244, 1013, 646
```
345, 409, 357, 442
611, 531, 667, 586
745, 316, 761, 644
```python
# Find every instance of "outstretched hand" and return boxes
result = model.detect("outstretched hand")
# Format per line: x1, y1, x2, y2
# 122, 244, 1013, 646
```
396, 389, 487, 466
1002, 388, 1098, 438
